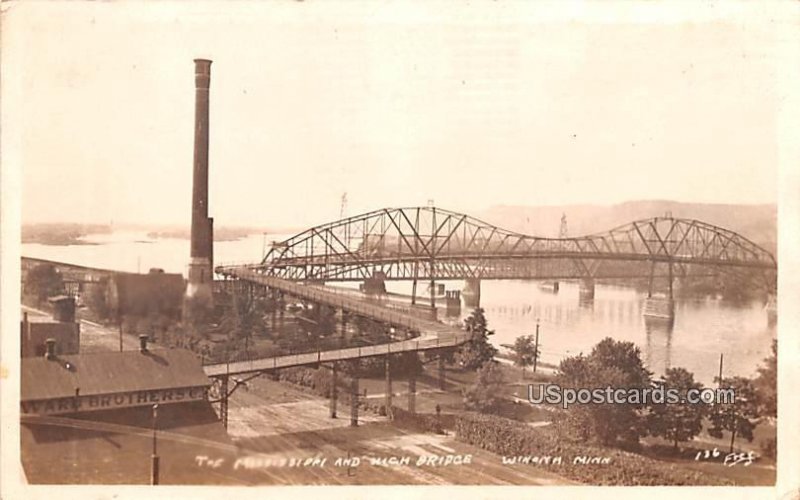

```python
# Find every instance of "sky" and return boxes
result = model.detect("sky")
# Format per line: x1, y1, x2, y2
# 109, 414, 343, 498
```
3, 2, 792, 230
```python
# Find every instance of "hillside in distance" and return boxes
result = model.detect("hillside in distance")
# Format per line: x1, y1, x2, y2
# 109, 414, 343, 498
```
478, 201, 776, 256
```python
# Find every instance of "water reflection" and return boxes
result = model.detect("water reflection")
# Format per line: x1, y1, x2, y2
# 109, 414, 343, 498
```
451, 280, 774, 386
644, 316, 674, 376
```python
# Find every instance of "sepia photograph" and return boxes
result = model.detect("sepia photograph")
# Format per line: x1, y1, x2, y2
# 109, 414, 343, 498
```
1, 1, 798, 498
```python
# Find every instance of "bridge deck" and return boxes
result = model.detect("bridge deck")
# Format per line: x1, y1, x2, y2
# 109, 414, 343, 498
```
205, 269, 470, 377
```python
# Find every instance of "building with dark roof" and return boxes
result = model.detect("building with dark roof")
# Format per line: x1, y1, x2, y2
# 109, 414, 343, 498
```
18, 341, 253, 484
21, 344, 210, 416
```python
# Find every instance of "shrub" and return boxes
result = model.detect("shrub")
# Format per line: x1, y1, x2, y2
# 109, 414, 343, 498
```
454, 412, 732, 485
391, 406, 449, 434
760, 437, 776, 461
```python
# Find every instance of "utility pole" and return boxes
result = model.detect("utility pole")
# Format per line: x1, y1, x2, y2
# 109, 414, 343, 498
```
533, 320, 540, 373
718, 353, 724, 388
151, 404, 160, 485
119, 322, 123, 352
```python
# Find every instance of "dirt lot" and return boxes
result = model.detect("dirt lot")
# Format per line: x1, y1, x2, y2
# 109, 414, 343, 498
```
224, 376, 575, 485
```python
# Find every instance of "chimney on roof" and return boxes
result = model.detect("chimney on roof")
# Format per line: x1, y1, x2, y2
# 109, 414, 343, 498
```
49, 296, 76, 323
139, 334, 149, 353
45, 338, 56, 360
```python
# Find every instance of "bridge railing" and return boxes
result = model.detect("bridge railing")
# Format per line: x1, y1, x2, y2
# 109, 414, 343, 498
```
301, 283, 438, 320
203, 330, 472, 377
223, 268, 443, 332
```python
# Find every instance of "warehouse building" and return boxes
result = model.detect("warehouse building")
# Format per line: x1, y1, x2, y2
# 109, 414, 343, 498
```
19, 337, 254, 484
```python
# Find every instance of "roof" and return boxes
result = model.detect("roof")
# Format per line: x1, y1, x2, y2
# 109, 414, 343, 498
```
21, 348, 210, 401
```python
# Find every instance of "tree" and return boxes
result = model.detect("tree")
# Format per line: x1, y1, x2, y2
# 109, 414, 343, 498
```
464, 361, 505, 413
455, 308, 498, 370
297, 303, 337, 338
555, 338, 653, 447
511, 334, 537, 378
708, 376, 760, 453
646, 367, 707, 450
754, 339, 777, 417
219, 289, 269, 357
84, 279, 112, 321
24, 264, 65, 304
589, 337, 652, 387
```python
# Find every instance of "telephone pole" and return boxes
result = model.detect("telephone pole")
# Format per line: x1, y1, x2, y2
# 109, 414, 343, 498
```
533, 319, 541, 373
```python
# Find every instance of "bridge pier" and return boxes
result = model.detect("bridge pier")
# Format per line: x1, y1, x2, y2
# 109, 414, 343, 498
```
411, 279, 418, 305
363, 271, 387, 296
408, 369, 416, 414
766, 293, 777, 326
330, 363, 338, 418
644, 261, 675, 320
445, 290, 461, 317
429, 276, 438, 320
539, 281, 559, 294
462, 278, 481, 308
385, 356, 393, 418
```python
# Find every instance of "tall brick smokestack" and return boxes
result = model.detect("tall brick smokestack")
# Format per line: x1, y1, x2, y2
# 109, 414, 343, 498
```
185, 59, 214, 317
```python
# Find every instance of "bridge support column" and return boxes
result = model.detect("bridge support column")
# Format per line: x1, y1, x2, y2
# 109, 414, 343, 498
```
766, 293, 777, 326
643, 297, 675, 321
278, 292, 285, 329
350, 374, 359, 427
445, 291, 461, 317
411, 279, 417, 305
462, 278, 481, 308
219, 375, 229, 429
340, 310, 348, 339
270, 290, 278, 332
438, 354, 446, 390
385, 356, 393, 419
579, 279, 595, 300
330, 363, 338, 418
363, 271, 387, 296
668, 261, 674, 300
429, 275, 437, 320
408, 370, 416, 414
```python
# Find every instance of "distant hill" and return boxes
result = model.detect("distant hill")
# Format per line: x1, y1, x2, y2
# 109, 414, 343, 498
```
478, 201, 776, 255
22, 223, 111, 245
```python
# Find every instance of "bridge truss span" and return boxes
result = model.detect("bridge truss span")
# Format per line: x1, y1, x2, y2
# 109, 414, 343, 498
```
223, 207, 776, 288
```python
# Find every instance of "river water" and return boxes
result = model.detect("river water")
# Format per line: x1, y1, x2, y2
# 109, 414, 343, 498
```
22, 231, 775, 385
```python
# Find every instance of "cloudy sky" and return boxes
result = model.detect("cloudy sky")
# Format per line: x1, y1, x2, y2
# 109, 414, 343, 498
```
3, 2, 793, 229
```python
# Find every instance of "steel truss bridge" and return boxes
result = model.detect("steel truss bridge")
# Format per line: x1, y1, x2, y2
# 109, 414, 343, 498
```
219, 207, 776, 290
208, 207, 774, 427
